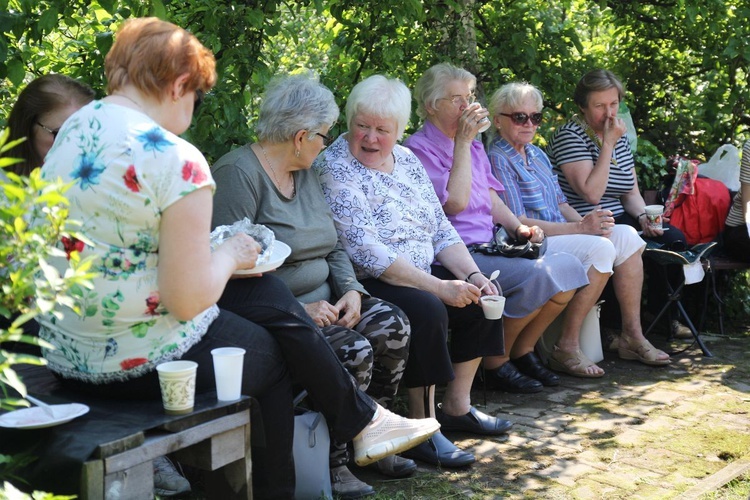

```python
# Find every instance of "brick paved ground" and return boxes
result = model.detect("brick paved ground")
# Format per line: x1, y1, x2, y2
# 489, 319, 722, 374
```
354, 328, 750, 499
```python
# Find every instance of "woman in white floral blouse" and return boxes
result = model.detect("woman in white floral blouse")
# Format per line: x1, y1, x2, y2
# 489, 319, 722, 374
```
314, 75, 512, 469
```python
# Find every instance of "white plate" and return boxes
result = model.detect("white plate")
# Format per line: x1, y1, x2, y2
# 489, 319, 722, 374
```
234, 241, 291, 275
0, 403, 90, 429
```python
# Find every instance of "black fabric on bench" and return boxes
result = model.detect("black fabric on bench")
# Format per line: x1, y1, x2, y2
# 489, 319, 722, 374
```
0, 365, 250, 495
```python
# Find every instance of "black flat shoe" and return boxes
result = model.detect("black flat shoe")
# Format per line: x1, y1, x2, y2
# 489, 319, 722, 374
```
513, 352, 560, 387
436, 404, 513, 436
486, 361, 544, 393
400, 431, 475, 468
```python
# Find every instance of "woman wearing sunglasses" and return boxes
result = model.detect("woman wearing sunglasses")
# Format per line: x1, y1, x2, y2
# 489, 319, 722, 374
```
405, 63, 589, 393
488, 81, 669, 371
547, 69, 690, 340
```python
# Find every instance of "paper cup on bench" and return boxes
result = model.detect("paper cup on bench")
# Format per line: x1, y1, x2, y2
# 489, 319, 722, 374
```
211, 347, 245, 401
156, 360, 198, 415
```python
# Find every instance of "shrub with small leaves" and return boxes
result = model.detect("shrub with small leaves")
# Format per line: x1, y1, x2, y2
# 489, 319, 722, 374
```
0, 127, 97, 492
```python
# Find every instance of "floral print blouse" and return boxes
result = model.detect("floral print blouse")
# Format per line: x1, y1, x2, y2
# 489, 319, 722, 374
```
312, 135, 462, 279
38, 100, 218, 384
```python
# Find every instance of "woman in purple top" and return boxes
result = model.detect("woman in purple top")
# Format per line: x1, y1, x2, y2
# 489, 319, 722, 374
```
405, 63, 589, 393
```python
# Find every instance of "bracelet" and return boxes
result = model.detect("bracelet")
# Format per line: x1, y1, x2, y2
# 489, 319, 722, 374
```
637, 213, 647, 220
466, 271, 484, 282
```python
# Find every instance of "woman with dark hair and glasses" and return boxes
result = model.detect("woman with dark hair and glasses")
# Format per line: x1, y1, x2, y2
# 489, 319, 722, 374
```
211, 73, 416, 497
1, 74, 95, 176
405, 63, 588, 393
488, 82, 668, 373
0, 74, 95, 387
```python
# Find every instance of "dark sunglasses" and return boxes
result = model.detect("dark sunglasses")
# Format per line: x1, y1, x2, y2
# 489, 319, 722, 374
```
499, 112, 543, 126
37, 121, 60, 138
193, 89, 205, 116
315, 132, 333, 147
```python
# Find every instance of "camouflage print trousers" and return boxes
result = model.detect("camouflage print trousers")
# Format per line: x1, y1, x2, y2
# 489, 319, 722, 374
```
324, 296, 410, 468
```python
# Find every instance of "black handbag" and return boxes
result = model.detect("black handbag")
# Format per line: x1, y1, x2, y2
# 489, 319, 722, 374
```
470, 224, 547, 260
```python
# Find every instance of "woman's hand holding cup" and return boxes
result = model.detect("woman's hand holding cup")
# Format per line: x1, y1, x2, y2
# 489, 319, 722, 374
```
458, 102, 490, 140
580, 207, 614, 237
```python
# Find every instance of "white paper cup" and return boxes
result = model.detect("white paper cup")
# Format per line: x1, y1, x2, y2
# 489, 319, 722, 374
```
644, 204, 664, 230
480, 295, 506, 320
468, 102, 491, 133
211, 347, 245, 401
156, 360, 198, 415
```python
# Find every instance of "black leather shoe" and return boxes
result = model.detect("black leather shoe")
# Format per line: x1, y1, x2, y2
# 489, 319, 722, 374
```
513, 352, 560, 387
436, 404, 513, 436
400, 431, 475, 468
486, 361, 544, 393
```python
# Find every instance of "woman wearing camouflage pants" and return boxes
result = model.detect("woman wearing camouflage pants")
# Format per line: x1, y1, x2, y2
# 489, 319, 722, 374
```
211, 74, 413, 498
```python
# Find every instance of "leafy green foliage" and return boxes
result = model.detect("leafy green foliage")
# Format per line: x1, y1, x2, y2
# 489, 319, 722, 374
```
0, 0, 748, 320
0, 481, 75, 500
0, 131, 97, 404
1, 0, 748, 163
634, 138, 667, 191
0, 128, 97, 491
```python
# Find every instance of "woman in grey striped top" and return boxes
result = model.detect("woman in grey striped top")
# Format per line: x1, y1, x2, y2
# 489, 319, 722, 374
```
722, 141, 750, 262
547, 69, 692, 340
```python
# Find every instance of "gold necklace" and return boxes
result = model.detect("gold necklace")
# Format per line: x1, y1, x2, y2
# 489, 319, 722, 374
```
258, 143, 295, 197
572, 114, 618, 166
112, 93, 145, 111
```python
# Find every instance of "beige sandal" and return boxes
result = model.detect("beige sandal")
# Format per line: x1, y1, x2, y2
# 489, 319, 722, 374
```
548, 345, 605, 378
618, 338, 671, 366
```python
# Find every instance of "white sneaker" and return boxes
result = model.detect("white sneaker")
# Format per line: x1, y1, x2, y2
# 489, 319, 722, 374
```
153, 456, 191, 496
352, 405, 440, 467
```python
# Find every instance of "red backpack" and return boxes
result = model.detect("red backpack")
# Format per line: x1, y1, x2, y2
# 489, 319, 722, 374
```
669, 176, 731, 245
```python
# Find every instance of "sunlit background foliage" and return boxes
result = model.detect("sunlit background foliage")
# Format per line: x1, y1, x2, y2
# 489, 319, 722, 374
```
1, 0, 747, 164
1, 0, 749, 318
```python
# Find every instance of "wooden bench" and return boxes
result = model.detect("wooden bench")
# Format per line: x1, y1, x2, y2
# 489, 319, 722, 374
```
701, 252, 750, 336
0, 364, 253, 499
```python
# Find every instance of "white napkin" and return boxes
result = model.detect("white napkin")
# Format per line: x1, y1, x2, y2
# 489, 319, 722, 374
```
683, 260, 705, 285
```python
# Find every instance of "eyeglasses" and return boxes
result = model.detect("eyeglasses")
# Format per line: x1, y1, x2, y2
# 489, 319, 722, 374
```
438, 93, 476, 106
499, 112, 543, 126
315, 132, 333, 147
37, 121, 60, 138
193, 89, 205, 116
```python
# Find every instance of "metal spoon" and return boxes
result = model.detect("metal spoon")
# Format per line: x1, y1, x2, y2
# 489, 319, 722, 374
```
478, 270, 500, 293
26, 395, 58, 418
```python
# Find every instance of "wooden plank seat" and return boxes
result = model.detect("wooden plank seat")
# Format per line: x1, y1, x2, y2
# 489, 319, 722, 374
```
0, 363, 252, 499
701, 251, 750, 336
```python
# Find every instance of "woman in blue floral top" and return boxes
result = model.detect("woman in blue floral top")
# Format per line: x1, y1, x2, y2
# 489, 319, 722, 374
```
37, 17, 438, 499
